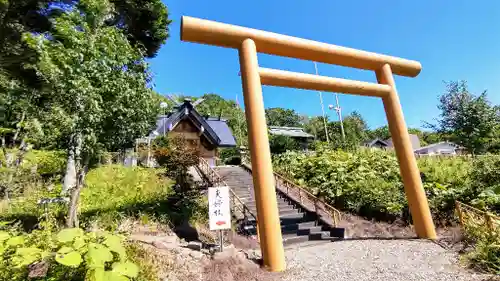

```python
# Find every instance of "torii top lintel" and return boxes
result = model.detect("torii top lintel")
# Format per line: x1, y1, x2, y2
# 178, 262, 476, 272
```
180, 16, 422, 78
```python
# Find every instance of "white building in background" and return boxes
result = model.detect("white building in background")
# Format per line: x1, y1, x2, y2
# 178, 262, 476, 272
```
365, 134, 464, 156
413, 142, 463, 156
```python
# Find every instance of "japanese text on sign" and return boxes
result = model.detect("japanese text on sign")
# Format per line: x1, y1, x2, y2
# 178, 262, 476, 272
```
208, 186, 231, 230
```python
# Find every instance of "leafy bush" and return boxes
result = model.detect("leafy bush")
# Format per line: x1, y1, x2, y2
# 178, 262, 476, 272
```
269, 135, 301, 154
273, 148, 499, 223
224, 156, 241, 165
82, 165, 173, 213
467, 233, 500, 274
273, 149, 406, 220
460, 210, 500, 274
219, 147, 240, 163
0, 165, 175, 230
0, 225, 140, 281
469, 156, 500, 212
80, 165, 174, 229
22, 150, 66, 177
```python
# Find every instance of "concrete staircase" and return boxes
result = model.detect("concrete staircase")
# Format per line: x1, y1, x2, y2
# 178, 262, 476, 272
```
216, 165, 343, 246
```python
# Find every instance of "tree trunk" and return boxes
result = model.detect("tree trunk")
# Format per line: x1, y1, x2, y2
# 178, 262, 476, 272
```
11, 111, 26, 147
62, 133, 82, 195
66, 154, 88, 228
62, 150, 77, 195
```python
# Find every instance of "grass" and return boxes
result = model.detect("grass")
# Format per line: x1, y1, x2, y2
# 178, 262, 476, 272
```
0, 164, 208, 232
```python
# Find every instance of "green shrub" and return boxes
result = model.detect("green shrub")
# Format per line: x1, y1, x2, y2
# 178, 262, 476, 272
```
273, 149, 499, 222
469, 156, 500, 212
0, 165, 175, 230
224, 156, 241, 165
80, 165, 174, 228
0, 225, 141, 281
22, 150, 67, 177
219, 147, 240, 163
461, 213, 500, 274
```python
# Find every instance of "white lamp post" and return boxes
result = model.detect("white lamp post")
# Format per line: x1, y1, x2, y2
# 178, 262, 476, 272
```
160, 102, 169, 136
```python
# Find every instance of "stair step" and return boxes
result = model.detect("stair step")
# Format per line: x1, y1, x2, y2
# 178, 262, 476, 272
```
246, 212, 308, 226
245, 201, 291, 208
243, 221, 323, 235
282, 235, 310, 246
247, 205, 297, 214
295, 226, 324, 235
282, 231, 333, 245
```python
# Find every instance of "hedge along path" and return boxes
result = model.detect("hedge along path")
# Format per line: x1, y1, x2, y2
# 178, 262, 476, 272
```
181, 15, 436, 272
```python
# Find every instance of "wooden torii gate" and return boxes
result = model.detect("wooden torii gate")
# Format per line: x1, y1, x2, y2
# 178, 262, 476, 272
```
181, 16, 437, 272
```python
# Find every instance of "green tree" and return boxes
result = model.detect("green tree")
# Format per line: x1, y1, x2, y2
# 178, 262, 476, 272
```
304, 116, 329, 141
428, 81, 499, 155
269, 135, 300, 154
329, 111, 369, 150
24, 0, 159, 226
265, 107, 302, 127
369, 125, 391, 141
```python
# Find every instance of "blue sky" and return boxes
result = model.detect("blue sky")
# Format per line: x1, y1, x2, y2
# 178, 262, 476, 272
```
150, 1, 500, 130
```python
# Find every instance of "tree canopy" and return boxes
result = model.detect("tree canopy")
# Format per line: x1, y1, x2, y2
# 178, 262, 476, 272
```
265, 107, 302, 127
428, 81, 500, 154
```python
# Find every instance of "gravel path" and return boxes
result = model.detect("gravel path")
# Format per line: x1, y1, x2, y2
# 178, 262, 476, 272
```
283, 240, 494, 281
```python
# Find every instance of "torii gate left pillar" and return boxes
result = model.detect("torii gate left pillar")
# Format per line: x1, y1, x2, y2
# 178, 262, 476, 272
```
239, 38, 286, 271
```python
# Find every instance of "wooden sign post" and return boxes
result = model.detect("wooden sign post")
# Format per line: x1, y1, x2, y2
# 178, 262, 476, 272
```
208, 186, 231, 252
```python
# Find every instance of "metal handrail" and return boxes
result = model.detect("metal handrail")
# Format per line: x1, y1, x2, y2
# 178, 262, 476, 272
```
455, 201, 499, 233
273, 172, 341, 227
197, 158, 257, 222
241, 158, 341, 227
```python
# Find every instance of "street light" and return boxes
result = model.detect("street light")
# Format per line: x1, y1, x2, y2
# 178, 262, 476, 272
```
160, 102, 169, 136
328, 94, 346, 141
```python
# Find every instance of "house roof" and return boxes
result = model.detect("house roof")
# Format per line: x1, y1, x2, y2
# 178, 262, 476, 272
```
365, 138, 389, 147
413, 141, 460, 154
206, 118, 237, 147
385, 134, 421, 150
268, 126, 314, 138
149, 100, 236, 147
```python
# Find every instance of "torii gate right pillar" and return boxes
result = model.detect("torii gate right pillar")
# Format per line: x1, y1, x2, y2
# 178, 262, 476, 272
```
376, 64, 437, 239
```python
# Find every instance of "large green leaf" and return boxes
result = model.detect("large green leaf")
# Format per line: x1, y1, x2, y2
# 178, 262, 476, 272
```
104, 234, 127, 260
58, 246, 74, 254
88, 268, 130, 281
112, 261, 139, 278
16, 247, 42, 256
57, 228, 84, 243
73, 236, 87, 250
7, 236, 24, 246
86, 243, 113, 268
0, 231, 10, 241
88, 268, 106, 281
107, 272, 129, 281
55, 250, 83, 267
11, 247, 43, 267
